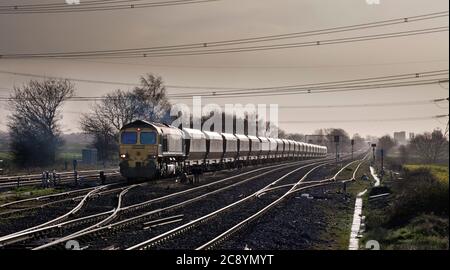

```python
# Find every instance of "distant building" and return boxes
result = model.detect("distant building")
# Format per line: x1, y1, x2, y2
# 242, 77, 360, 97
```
409, 132, 415, 141
394, 131, 407, 145
82, 149, 98, 165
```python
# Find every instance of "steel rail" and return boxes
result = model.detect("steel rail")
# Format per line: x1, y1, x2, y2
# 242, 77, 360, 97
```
0, 184, 111, 243
196, 153, 370, 250
32, 184, 139, 250
0, 168, 118, 182
126, 160, 332, 250
33, 159, 332, 250
0, 172, 120, 189
1, 159, 315, 249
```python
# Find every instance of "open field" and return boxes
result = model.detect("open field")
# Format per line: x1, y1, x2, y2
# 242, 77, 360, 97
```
362, 161, 449, 250
404, 164, 449, 183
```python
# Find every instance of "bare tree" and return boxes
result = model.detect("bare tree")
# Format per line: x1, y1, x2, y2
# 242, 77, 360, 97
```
80, 74, 171, 161
398, 145, 409, 164
314, 128, 351, 153
285, 133, 306, 142
80, 108, 119, 161
8, 79, 74, 167
409, 129, 449, 163
133, 75, 171, 121
352, 133, 366, 151
378, 135, 396, 155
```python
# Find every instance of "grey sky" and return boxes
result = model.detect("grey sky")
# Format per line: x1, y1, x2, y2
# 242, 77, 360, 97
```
0, 0, 448, 137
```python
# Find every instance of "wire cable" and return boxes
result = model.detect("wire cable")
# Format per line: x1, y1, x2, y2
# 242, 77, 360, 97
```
0, 11, 447, 58
0, 0, 221, 14
279, 115, 449, 124
0, 78, 447, 101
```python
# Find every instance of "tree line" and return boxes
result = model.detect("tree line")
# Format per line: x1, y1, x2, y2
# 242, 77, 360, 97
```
5, 74, 448, 167
377, 130, 449, 164
7, 74, 171, 166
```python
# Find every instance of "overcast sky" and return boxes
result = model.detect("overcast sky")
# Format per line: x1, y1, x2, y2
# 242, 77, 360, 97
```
0, 0, 448, 137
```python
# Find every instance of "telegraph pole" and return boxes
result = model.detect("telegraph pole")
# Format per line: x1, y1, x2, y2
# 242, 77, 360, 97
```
351, 139, 354, 160
334, 135, 340, 164
371, 143, 377, 162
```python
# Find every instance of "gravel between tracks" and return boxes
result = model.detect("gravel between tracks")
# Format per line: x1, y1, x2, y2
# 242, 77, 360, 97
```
83, 160, 336, 249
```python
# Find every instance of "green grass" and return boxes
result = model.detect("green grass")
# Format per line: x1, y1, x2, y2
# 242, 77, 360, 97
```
318, 204, 354, 250
363, 214, 449, 250
0, 151, 12, 160
316, 161, 372, 250
58, 151, 82, 160
0, 186, 64, 205
404, 164, 449, 183
362, 161, 449, 250
13, 186, 60, 197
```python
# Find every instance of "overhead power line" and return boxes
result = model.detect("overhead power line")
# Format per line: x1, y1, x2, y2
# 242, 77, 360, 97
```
0, 0, 222, 14
20, 99, 449, 117
62, 58, 450, 69
279, 115, 449, 124
168, 79, 449, 99
1, 27, 447, 60
273, 98, 450, 109
0, 70, 447, 100
0, 0, 193, 8
112, 27, 448, 59
0, 78, 447, 101
0, 11, 448, 58
168, 70, 449, 96
0, 70, 241, 90
5, 27, 447, 59
171, 98, 449, 109
1, 70, 446, 93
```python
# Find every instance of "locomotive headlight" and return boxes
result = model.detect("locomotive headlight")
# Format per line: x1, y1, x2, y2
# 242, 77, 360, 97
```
120, 154, 127, 159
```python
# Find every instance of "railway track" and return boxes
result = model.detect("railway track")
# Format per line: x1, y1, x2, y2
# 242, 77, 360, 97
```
0, 169, 120, 189
125, 161, 333, 250
0, 159, 317, 249
0, 166, 249, 220
0, 183, 135, 246
127, 153, 369, 250
0, 182, 131, 217
0, 153, 363, 250
197, 154, 369, 250
28, 158, 340, 250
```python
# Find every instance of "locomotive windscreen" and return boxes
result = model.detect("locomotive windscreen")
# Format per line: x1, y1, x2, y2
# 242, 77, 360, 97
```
121, 132, 137, 144
140, 132, 157, 145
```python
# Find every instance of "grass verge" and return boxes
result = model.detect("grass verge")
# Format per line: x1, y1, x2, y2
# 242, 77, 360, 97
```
362, 163, 449, 250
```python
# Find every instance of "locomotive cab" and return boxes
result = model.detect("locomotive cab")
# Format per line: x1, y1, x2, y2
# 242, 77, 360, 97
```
119, 120, 184, 180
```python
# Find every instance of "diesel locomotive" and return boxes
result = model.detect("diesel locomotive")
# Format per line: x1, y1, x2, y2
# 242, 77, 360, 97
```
119, 120, 327, 181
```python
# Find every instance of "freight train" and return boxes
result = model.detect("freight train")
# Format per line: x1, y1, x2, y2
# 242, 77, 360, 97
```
119, 120, 327, 181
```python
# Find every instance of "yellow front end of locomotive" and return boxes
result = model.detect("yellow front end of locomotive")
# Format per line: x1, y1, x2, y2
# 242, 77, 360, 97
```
119, 126, 160, 180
